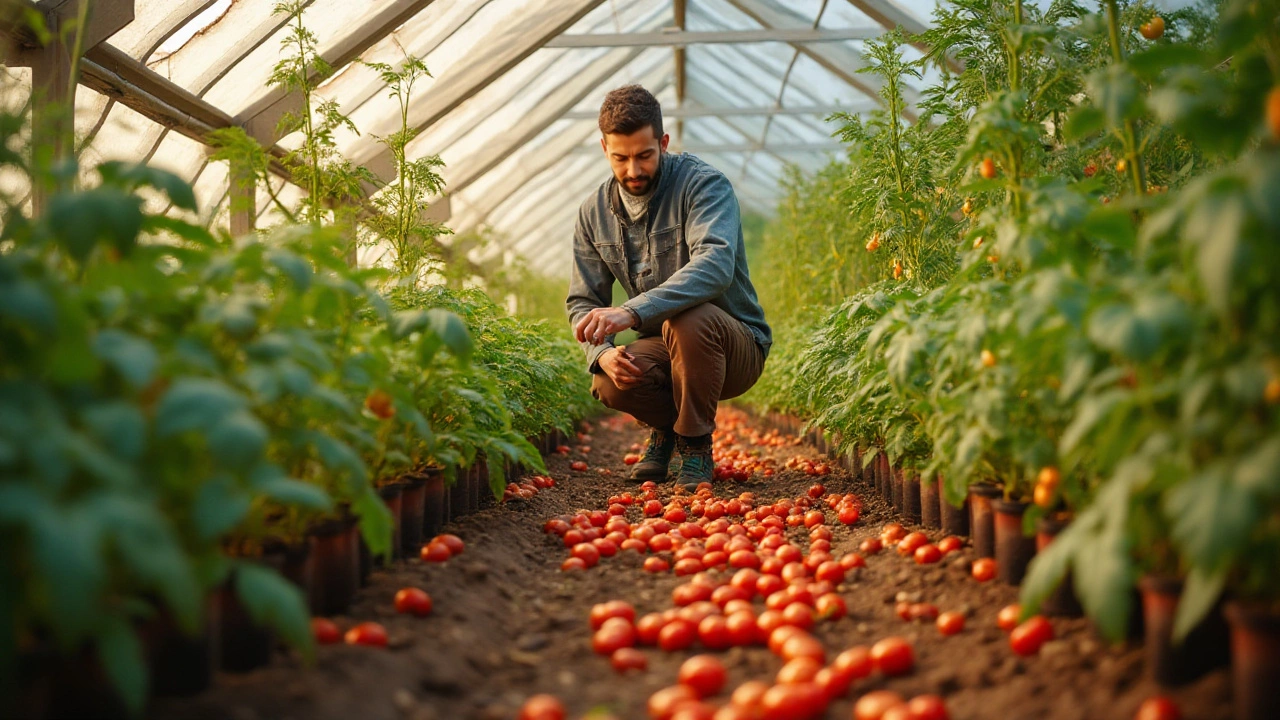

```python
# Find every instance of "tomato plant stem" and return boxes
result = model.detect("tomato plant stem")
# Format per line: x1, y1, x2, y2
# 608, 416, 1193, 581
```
1104, 0, 1149, 197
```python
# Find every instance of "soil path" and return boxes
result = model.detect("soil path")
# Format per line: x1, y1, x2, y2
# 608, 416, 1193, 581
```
153, 409, 1231, 720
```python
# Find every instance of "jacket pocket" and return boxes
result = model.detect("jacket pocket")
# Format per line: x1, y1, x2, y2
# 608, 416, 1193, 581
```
649, 225, 683, 256
591, 240, 625, 265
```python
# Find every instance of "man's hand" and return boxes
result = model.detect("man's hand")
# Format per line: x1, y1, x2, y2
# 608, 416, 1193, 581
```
574, 306, 636, 346
599, 346, 644, 389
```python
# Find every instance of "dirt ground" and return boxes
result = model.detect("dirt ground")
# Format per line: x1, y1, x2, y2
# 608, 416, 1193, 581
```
151, 409, 1233, 720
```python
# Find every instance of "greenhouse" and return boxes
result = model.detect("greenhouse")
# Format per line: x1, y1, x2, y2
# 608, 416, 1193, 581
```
0, 0, 1277, 718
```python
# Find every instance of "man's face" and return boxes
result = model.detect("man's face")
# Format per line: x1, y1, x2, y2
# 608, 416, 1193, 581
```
602, 126, 669, 196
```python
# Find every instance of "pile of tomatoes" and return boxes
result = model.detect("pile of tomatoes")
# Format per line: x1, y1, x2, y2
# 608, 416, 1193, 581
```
503, 474, 557, 502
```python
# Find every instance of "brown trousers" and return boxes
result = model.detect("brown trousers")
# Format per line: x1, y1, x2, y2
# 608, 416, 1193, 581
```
591, 303, 766, 437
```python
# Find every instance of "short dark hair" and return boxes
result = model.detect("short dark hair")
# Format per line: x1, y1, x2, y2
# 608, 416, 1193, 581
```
598, 85, 664, 138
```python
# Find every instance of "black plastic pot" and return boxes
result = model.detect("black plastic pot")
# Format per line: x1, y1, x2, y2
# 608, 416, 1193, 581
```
263, 538, 312, 596
308, 515, 358, 614
34, 646, 131, 720
376, 482, 405, 562
920, 474, 941, 529
879, 454, 893, 505
993, 499, 1036, 585
1139, 575, 1230, 687
217, 574, 272, 673
449, 467, 469, 519
400, 474, 427, 554
872, 451, 884, 497
1034, 516, 1083, 617
139, 601, 218, 698
902, 471, 922, 524
940, 476, 970, 537
968, 484, 1002, 559
422, 467, 446, 539
853, 445, 864, 483
1225, 601, 1280, 720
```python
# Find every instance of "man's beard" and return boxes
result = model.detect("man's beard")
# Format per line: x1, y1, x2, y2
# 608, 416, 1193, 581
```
620, 175, 653, 196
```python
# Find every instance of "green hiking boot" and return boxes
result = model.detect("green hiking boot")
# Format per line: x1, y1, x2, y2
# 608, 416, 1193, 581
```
631, 428, 677, 481
675, 434, 715, 491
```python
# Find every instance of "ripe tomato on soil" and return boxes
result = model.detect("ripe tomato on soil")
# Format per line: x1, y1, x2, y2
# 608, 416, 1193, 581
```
1010, 615, 1055, 656
610, 647, 647, 674
420, 541, 451, 563
997, 604, 1022, 632
937, 611, 965, 636
393, 587, 433, 617
344, 622, 388, 647
972, 558, 997, 582
1135, 696, 1181, 720
855, 690, 906, 720
570, 460, 589, 472
518, 694, 566, 720
870, 637, 914, 676
433, 534, 464, 555
311, 617, 341, 645
678, 655, 727, 697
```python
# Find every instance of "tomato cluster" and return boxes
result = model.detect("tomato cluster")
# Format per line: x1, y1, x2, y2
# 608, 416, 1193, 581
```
503, 474, 556, 502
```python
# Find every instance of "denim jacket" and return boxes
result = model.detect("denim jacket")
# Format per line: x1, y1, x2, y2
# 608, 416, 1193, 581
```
566, 152, 772, 372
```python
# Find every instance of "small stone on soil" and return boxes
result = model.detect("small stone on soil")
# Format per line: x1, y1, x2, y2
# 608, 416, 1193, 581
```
516, 633, 550, 652
393, 688, 416, 712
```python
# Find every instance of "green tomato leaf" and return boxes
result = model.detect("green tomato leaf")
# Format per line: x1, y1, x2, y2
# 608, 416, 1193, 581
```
1173, 566, 1226, 645
47, 187, 144, 262
0, 279, 57, 335
267, 249, 313, 292
1235, 436, 1280, 499
1072, 525, 1133, 643
193, 474, 253, 541
92, 329, 158, 389
155, 378, 246, 437
81, 402, 147, 462
353, 487, 392, 562
98, 616, 147, 716
207, 410, 268, 471
1163, 466, 1257, 570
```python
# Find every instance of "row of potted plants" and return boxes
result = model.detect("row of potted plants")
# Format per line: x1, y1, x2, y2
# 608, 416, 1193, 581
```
742, 2, 1279, 719
0, 132, 591, 720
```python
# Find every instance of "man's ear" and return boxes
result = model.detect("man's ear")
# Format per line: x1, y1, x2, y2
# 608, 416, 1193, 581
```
660, 133, 670, 152
601, 136, 608, 154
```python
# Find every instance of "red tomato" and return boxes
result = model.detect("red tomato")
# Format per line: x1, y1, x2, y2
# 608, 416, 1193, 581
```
971, 558, 997, 582
593, 618, 637, 655
659, 619, 698, 652
777, 656, 822, 685
420, 541, 451, 563
803, 510, 825, 528
560, 557, 586, 572
937, 536, 963, 554
838, 505, 861, 525
1135, 696, 1181, 720
644, 556, 670, 573
731, 680, 770, 710
636, 613, 665, 645
768, 625, 806, 655
910, 603, 939, 622
781, 633, 825, 663
726, 611, 759, 646
1009, 616, 1054, 656
816, 593, 847, 621
840, 553, 867, 570
881, 523, 906, 543
431, 534, 463, 555
518, 694, 566, 720
860, 538, 883, 555
698, 615, 732, 650
344, 621, 388, 647
808, 484, 825, 498
997, 604, 1022, 632
906, 695, 950, 720
897, 532, 928, 556
936, 611, 965, 636
393, 587, 433, 617
562, 529, 585, 548
782, 602, 815, 630
611, 646, 648, 673
895, 602, 914, 622
678, 655, 727, 697
833, 646, 873, 679
311, 617, 341, 645
814, 561, 845, 584
870, 637, 914, 676
570, 461, 589, 472
648, 685, 699, 720
854, 690, 906, 720
814, 665, 854, 700
760, 682, 826, 720
571, 542, 601, 567
914, 544, 942, 564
